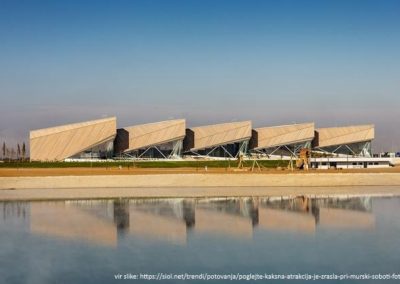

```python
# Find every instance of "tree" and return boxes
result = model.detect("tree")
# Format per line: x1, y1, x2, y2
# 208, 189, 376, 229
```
22, 143, 26, 161
2, 142, 5, 160
17, 144, 21, 160
11, 148, 16, 160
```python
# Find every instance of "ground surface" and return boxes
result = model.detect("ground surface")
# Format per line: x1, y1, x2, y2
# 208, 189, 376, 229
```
1, 186, 400, 201
0, 166, 399, 177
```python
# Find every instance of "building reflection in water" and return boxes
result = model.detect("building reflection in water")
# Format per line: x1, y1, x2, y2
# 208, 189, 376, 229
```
258, 196, 375, 232
0, 195, 376, 247
127, 199, 191, 245
194, 198, 257, 239
258, 196, 316, 234
30, 201, 117, 246
316, 197, 375, 230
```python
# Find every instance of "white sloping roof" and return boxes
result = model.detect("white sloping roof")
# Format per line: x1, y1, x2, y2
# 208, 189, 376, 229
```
253, 123, 314, 150
119, 119, 185, 152
189, 121, 252, 151
30, 117, 116, 161
316, 125, 374, 147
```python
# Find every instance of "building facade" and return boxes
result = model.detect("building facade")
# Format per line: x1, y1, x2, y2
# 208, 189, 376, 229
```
29, 118, 378, 161
183, 121, 252, 158
313, 125, 374, 157
30, 117, 116, 161
250, 123, 315, 157
114, 119, 186, 159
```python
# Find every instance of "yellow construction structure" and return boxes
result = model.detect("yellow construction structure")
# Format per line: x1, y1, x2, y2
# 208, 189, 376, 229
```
296, 148, 310, 170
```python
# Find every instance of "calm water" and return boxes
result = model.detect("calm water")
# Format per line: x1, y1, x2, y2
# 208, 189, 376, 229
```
1, 195, 400, 283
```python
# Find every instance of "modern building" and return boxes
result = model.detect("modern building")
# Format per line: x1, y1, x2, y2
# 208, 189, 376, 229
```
313, 124, 375, 157
310, 157, 392, 169
29, 117, 385, 164
114, 119, 186, 159
30, 117, 116, 161
183, 121, 252, 158
249, 123, 314, 157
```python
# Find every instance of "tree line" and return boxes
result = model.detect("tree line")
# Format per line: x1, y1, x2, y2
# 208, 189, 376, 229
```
1, 142, 26, 161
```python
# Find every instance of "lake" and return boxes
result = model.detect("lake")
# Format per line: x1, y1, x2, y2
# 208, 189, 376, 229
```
1, 195, 399, 283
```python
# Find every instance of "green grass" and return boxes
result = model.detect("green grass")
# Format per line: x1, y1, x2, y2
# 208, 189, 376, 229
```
0, 159, 290, 169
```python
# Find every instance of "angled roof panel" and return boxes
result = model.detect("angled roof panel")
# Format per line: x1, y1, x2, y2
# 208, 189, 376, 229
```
30, 117, 116, 161
116, 119, 186, 152
189, 121, 252, 151
30, 117, 115, 139
252, 123, 314, 150
316, 125, 374, 148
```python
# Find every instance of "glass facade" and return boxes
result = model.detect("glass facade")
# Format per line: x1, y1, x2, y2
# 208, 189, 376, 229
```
253, 141, 311, 157
120, 140, 183, 159
317, 141, 372, 157
193, 141, 249, 158
69, 140, 114, 159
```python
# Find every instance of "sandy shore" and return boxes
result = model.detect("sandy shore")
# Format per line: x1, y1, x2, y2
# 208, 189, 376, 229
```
1, 172, 400, 200
2, 173, 400, 189
1, 185, 400, 201
1, 166, 400, 177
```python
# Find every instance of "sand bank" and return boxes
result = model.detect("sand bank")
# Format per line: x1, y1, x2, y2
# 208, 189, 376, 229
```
0, 186, 399, 201
2, 167, 400, 177
1, 173, 400, 189
0, 173, 400, 200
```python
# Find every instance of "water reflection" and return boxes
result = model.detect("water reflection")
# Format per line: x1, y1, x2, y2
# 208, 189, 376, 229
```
194, 199, 256, 239
31, 201, 117, 246
259, 196, 375, 233
0, 195, 376, 247
128, 200, 190, 244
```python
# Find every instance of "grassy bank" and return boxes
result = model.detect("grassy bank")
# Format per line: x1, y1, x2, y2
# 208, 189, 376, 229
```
0, 160, 290, 169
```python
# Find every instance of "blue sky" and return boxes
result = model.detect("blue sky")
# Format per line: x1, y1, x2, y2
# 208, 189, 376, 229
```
0, 0, 399, 152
